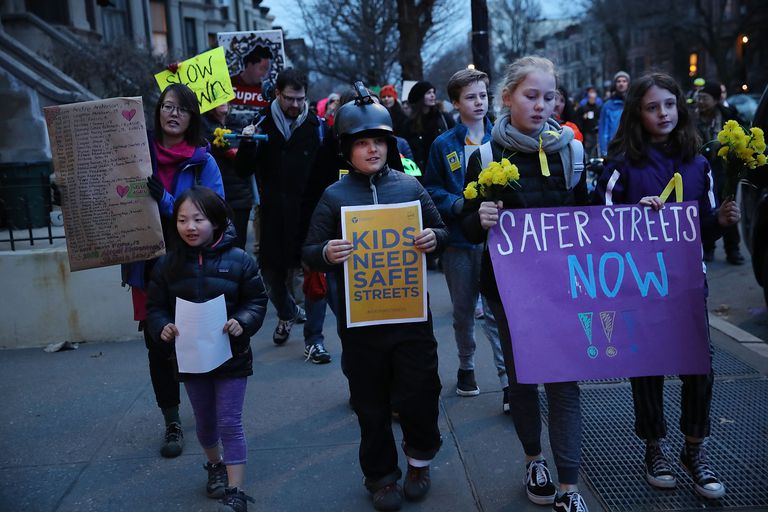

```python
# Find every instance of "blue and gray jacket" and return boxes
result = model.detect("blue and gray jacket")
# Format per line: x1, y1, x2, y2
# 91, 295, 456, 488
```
423, 119, 493, 248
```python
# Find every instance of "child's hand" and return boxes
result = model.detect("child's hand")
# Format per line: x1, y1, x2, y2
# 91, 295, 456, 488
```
479, 201, 503, 230
414, 229, 437, 253
639, 196, 664, 210
324, 239, 352, 264
160, 323, 179, 342
718, 200, 741, 227
242, 124, 256, 136
223, 319, 243, 337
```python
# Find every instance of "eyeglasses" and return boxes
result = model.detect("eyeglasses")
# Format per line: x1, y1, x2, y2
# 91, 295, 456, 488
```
280, 95, 306, 105
160, 103, 191, 117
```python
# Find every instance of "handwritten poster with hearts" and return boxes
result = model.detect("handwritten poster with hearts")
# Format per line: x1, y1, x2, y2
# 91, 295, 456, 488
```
43, 97, 165, 271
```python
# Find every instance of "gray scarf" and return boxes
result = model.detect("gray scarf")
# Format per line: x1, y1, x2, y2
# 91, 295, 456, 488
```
271, 99, 309, 141
492, 112, 577, 186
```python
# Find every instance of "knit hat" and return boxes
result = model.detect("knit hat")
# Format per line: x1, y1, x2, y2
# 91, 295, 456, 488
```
613, 71, 630, 83
379, 84, 398, 101
700, 82, 722, 102
407, 81, 435, 105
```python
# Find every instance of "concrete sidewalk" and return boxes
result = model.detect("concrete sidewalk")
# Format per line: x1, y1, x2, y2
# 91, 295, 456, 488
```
1, 264, 767, 512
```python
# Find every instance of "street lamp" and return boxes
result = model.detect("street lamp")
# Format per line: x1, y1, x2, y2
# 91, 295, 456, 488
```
468, 64, 476, 70
742, 35, 749, 44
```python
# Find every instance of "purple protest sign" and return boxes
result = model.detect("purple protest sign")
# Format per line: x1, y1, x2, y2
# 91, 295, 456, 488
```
488, 202, 710, 384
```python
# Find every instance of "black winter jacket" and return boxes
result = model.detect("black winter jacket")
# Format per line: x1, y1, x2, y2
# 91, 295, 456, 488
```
202, 116, 254, 210
236, 104, 323, 269
461, 141, 588, 302
302, 166, 448, 344
145, 225, 268, 380
403, 110, 456, 177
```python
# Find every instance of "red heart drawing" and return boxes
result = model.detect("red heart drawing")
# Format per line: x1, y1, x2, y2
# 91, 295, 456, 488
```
116, 185, 129, 197
121, 109, 136, 121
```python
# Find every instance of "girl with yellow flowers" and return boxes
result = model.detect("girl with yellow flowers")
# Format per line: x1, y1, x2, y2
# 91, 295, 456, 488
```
595, 73, 741, 500
460, 56, 590, 512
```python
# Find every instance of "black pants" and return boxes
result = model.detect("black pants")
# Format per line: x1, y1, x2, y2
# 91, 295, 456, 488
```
630, 314, 714, 440
342, 334, 442, 491
230, 207, 251, 251
143, 325, 180, 410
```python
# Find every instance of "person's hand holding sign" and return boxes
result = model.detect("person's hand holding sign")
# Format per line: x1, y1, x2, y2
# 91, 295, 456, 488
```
160, 323, 179, 342
414, 229, 437, 253
479, 200, 503, 230
639, 195, 664, 211
324, 239, 353, 264
223, 318, 243, 337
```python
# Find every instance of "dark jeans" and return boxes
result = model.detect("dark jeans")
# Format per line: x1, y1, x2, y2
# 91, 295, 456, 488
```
343, 333, 442, 490
143, 326, 180, 410
487, 299, 582, 485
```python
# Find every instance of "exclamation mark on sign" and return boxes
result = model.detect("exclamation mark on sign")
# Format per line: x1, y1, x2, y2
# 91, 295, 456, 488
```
578, 312, 597, 359
600, 311, 617, 357
622, 311, 638, 353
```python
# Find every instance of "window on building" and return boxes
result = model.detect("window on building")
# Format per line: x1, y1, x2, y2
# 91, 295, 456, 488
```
101, 0, 131, 42
25, 1, 68, 24
208, 33, 218, 49
184, 17, 197, 56
150, 1, 168, 56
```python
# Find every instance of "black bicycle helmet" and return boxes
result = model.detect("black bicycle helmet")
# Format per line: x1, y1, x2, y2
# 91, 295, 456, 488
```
334, 81, 393, 139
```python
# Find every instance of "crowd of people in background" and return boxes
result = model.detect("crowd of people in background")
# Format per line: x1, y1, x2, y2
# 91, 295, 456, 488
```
122, 44, 749, 510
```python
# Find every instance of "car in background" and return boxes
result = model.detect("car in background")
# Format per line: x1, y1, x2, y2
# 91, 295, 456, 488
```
739, 86, 768, 308
727, 93, 760, 123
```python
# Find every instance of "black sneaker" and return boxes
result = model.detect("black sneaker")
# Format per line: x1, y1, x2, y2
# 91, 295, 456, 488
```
502, 386, 510, 415
295, 305, 307, 323
272, 318, 294, 345
525, 458, 557, 505
372, 483, 403, 511
726, 251, 745, 265
160, 422, 183, 458
216, 487, 255, 512
680, 441, 726, 499
204, 460, 228, 499
304, 343, 331, 364
644, 439, 676, 488
553, 491, 589, 512
456, 369, 480, 396
403, 464, 430, 501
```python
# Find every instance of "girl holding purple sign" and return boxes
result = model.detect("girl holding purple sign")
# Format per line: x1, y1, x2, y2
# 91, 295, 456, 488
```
595, 72, 740, 500
461, 56, 590, 512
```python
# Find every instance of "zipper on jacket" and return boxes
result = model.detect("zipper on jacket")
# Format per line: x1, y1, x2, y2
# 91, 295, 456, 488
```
369, 174, 379, 204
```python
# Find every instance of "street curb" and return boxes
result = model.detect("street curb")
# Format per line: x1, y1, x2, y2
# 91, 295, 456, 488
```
709, 315, 768, 360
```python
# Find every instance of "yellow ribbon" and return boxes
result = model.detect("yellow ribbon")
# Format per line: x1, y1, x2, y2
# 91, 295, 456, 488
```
538, 136, 550, 177
658, 172, 683, 203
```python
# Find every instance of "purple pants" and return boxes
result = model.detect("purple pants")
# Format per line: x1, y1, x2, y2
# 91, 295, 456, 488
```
184, 377, 248, 465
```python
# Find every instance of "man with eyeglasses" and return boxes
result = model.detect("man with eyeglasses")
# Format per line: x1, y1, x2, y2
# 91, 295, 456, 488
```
237, 68, 331, 364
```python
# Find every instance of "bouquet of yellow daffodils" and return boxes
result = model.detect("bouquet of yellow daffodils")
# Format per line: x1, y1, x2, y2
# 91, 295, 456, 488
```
716, 120, 767, 197
463, 158, 521, 201
212, 127, 232, 149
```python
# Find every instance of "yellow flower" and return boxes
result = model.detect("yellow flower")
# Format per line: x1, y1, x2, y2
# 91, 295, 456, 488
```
492, 168, 507, 185
757, 154, 767, 166
506, 163, 520, 181
463, 181, 478, 199
478, 169, 494, 186
717, 146, 729, 158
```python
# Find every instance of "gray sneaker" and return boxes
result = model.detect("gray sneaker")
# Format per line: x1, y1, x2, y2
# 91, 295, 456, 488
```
160, 422, 183, 458
304, 343, 331, 364
273, 319, 294, 345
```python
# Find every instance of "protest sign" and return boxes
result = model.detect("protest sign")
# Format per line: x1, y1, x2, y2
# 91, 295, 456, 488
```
43, 97, 164, 272
217, 30, 285, 108
488, 202, 710, 383
154, 46, 234, 113
341, 201, 427, 327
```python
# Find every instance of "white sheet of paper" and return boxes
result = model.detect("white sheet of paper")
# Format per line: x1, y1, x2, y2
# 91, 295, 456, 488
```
174, 295, 232, 374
